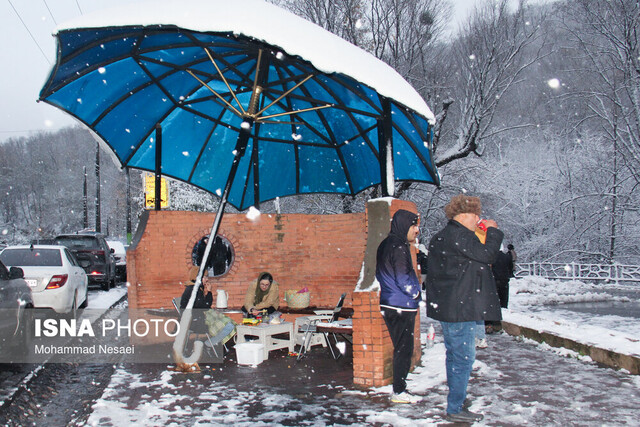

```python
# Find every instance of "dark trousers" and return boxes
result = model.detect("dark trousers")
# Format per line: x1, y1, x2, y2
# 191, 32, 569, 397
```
382, 307, 417, 394
495, 279, 510, 308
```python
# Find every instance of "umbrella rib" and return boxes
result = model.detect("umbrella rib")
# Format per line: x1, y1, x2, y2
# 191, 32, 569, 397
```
336, 123, 378, 147
313, 77, 380, 158
188, 119, 219, 183
258, 104, 333, 121
204, 47, 247, 115
391, 115, 434, 180
255, 74, 314, 117
395, 108, 439, 184
275, 65, 356, 195
269, 65, 334, 146
186, 70, 243, 118
275, 63, 343, 153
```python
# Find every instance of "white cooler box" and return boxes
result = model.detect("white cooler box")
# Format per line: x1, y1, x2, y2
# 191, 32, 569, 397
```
235, 342, 264, 366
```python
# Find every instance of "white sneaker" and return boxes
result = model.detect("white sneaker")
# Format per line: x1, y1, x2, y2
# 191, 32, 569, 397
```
391, 391, 421, 404
476, 338, 488, 349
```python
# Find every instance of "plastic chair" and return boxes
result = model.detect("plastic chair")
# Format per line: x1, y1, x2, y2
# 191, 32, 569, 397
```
296, 292, 347, 361
172, 297, 222, 359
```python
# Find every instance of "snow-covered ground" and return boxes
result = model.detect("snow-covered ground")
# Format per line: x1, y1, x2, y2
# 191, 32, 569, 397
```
85, 277, 640, 426
87, 284, 128, 309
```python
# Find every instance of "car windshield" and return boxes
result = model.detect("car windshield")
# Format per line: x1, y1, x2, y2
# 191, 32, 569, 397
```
55, 236, 100, 250
0, 248, 63, 267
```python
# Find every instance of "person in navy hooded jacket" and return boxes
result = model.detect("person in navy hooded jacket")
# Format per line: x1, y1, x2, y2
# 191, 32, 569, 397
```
376, 209, 422, 404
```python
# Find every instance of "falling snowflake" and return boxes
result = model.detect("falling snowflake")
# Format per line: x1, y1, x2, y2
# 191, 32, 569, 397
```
246, 206, 261, 221
547, 78, 561, 89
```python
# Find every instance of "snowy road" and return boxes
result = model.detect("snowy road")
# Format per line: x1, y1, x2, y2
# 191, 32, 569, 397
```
0, 285, 128, 426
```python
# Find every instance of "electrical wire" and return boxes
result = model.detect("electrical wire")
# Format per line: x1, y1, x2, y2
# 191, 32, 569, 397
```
75, 0, 82, 15
6, 0, 51, 65
41, 0, 57, 26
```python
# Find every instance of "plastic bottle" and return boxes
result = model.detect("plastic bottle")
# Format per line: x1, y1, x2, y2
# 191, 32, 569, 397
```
427, 323, 435, 348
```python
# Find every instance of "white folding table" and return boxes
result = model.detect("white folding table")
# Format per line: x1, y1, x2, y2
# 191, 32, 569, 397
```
236, 322, 294, 360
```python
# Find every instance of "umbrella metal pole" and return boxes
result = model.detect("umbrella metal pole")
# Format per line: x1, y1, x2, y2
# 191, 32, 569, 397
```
155, 124, 162, 211
378, 97, 395, 197
172, 119, 253, 366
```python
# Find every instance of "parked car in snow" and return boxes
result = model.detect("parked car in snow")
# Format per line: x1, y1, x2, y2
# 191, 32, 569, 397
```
54, 233, 116, 290
106, 240, 127, 282
0, 259, 33, 355
0, 245, 88, 316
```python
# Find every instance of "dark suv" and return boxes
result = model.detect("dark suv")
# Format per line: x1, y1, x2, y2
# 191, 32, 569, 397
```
54, 233, 116, 290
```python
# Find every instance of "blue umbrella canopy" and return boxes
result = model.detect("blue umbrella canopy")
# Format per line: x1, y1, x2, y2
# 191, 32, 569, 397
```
39, 0, 439, 211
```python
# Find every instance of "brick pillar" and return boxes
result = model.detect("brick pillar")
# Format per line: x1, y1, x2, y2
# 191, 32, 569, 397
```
353, 198, 421, 388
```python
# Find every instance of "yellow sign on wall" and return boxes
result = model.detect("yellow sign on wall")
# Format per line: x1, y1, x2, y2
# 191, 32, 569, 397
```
144, 172, 170, 209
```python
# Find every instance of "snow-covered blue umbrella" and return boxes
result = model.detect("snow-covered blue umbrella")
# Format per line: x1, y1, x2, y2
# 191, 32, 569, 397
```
39, 0, 439, 365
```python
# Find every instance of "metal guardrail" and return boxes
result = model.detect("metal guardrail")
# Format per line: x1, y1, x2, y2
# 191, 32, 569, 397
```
515, 262, 640, 283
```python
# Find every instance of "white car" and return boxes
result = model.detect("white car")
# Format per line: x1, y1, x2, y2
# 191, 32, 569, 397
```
0, 245, 88, 316
106, 240, 127, 282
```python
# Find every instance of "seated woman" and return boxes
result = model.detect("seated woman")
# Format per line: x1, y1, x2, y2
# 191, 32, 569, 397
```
180, 266, 213, 333
242, 272, 279, 318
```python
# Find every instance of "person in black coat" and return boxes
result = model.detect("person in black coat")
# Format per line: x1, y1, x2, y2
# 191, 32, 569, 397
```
492, 250, 514, 309
180, 266, 213, 333
426, 194, 503, 423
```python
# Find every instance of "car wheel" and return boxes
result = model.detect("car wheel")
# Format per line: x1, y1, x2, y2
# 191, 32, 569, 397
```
79, 286, 88, 309
66, 294, 78, 319
101, 280, 110, 291
15, 306, 33, 357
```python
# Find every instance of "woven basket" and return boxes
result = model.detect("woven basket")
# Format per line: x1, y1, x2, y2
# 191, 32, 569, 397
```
285, 290, 310, 309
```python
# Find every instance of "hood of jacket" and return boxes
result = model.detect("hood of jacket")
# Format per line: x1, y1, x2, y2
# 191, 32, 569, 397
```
390, 209, 418, 241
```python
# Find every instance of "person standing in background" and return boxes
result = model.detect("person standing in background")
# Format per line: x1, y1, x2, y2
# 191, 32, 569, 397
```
492, 248, 514, 309
507, 244, 517, 270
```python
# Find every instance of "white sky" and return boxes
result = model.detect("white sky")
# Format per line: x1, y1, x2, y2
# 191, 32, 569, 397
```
0, 0, 542, 143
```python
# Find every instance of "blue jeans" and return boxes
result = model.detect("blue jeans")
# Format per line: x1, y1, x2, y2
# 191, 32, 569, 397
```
440, 321, 476, 414
475, 321, 485, 340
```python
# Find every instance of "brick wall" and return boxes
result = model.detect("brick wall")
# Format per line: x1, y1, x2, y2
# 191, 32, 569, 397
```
127, 202, 421, 387
127, 210, 366, 311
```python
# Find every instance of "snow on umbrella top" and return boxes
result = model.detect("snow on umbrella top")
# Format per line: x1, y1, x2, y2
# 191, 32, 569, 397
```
40, 0, 439, 210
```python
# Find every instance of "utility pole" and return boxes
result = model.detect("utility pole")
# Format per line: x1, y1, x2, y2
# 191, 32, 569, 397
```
95, 141, 101, 233
126, 168, 132, 244
83, 166, 88, 229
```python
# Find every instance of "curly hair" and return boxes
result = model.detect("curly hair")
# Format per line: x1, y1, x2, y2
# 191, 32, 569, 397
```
444, 194, 482, 219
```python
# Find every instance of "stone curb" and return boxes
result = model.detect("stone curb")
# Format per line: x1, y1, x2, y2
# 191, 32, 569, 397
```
501, 321, 640, 375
